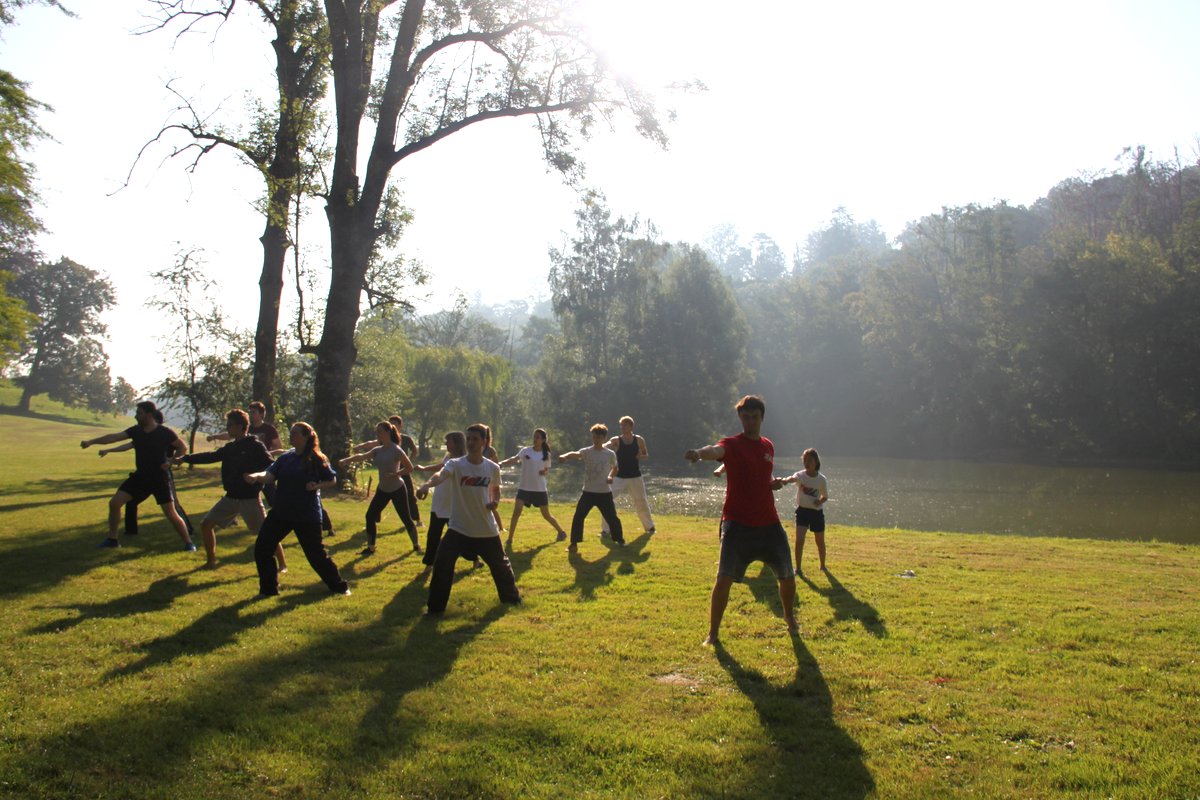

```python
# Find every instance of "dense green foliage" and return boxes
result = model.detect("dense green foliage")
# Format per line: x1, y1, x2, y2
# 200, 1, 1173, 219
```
543, 193, 748, 450
338, 153, 1200, 466
2, 252, 124, 413
738, 151, 1200, 462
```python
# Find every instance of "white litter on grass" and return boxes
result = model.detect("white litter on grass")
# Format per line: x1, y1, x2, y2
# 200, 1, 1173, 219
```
897, 569, 916, 578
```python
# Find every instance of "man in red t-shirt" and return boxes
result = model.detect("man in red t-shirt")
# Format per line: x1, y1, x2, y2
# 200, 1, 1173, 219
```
685, 394, 797, 645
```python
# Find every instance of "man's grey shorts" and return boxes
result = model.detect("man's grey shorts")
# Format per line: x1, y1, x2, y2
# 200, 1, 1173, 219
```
717, 519, 796, 581
202, 495, 266, 530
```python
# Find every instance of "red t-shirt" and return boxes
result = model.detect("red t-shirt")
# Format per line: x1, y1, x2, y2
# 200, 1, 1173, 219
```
718, 433, 780, 526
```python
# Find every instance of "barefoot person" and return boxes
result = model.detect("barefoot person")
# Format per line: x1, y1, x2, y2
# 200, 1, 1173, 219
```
339, 421, 420, 556
214, 400, 335, 538
602, 415, 656, 537
782, 448, 829, 573
175, 408, 286, 571
497, 428, 567, 548
416, 424, 521, 614
244, 423, 349, 597
684, 395, 797, 644
81, 401, 196, 551
558, 423, 625, 551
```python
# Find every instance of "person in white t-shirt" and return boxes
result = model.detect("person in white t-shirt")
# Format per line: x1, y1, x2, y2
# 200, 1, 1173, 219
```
416, 424, 522, 614
497, 428, 567, 548
781, 448, 829, 573
558, 423, 625, 552
413, 430, 465, 568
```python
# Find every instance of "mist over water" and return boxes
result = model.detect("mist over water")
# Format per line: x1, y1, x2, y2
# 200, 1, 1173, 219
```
529, 456, 1200, 544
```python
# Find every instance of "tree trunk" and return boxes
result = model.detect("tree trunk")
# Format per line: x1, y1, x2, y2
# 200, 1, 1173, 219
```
253, 221, 288, 420
312, 210, 374, 472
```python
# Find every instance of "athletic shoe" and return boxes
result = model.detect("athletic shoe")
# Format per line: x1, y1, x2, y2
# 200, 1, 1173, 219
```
556, 531, 567, 542
184, 542, 197, 552
647, 527, 656, 534
97, 537, 120, 548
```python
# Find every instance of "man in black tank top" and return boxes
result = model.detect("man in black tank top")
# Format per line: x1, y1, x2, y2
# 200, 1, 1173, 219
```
603, 415, 656, 535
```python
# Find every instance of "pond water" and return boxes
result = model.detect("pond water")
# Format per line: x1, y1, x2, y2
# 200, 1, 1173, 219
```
527, 456, 1200, 544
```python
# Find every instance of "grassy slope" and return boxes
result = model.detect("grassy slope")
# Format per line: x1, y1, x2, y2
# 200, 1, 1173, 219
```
1, 403, 1197, 799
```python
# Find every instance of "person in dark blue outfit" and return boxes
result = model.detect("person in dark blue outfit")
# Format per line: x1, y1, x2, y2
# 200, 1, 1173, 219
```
244, 422, 349, 597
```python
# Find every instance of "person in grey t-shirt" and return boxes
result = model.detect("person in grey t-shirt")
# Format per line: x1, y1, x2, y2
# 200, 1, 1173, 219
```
339, 421, 420, 556
558, 423, 625, 551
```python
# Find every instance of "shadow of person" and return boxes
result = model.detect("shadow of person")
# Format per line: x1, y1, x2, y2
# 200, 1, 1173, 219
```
710, 639, 875, 799
565, 531, 652, 600
103, 589, 327, 680
27, 568, 222, 636
799, 570, 888, 638
506, 540, 552, 580
13, 568, 514, 799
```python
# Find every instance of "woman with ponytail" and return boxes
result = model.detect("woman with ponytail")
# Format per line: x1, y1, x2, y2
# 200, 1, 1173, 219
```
339, 421, 420, 556
245, 422, 349, 597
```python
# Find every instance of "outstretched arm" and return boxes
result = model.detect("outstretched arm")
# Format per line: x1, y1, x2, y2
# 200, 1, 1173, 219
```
81, 430, 130, 449
558, 449, 582, 463
97, 441, 135, 458
415, 466, 450, 499
244, 470, 276, 486
338, 450, 372, 468
684, 444, 726, 463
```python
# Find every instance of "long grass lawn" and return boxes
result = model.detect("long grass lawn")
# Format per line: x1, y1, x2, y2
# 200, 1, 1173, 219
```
1, 410, 1198, 799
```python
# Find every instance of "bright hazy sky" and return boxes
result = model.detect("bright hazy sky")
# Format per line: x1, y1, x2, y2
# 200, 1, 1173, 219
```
5, 0, 1200, 390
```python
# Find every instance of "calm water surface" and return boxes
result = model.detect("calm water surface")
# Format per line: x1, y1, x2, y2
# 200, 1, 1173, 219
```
527, 456, 1200, 544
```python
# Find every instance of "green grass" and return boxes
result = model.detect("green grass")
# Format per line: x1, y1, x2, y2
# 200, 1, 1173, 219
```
2, 404, 1198, 799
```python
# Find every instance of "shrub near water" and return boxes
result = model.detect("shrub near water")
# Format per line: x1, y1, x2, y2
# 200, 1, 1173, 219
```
1, 407, 1198, 799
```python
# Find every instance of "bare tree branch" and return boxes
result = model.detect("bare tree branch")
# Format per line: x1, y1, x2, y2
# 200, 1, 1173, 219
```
392, 96, 593, 165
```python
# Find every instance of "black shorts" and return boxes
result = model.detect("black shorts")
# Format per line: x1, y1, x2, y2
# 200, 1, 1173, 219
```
118, 471, 174, 506
794, 507, 826, 533
515, 489, 549, 508
717, 520, 795, 582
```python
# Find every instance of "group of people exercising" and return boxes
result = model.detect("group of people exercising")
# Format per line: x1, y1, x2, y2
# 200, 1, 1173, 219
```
83, 395, 828, 642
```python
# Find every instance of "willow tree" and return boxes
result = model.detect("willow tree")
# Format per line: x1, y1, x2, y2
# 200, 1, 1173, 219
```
312, 0, 665, 463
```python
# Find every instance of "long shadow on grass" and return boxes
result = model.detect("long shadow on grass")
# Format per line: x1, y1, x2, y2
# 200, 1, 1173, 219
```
26, 567, 229, 635
0, 404, 113, 426
799, 570, 888, 638
0, 493, 113, 513
105, 590, 330, 680
323, 577, 513, 794
0, 530, 163, 599
711, 640, 875, 799
4, 565, 518, 798
566, 531, 652, 599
